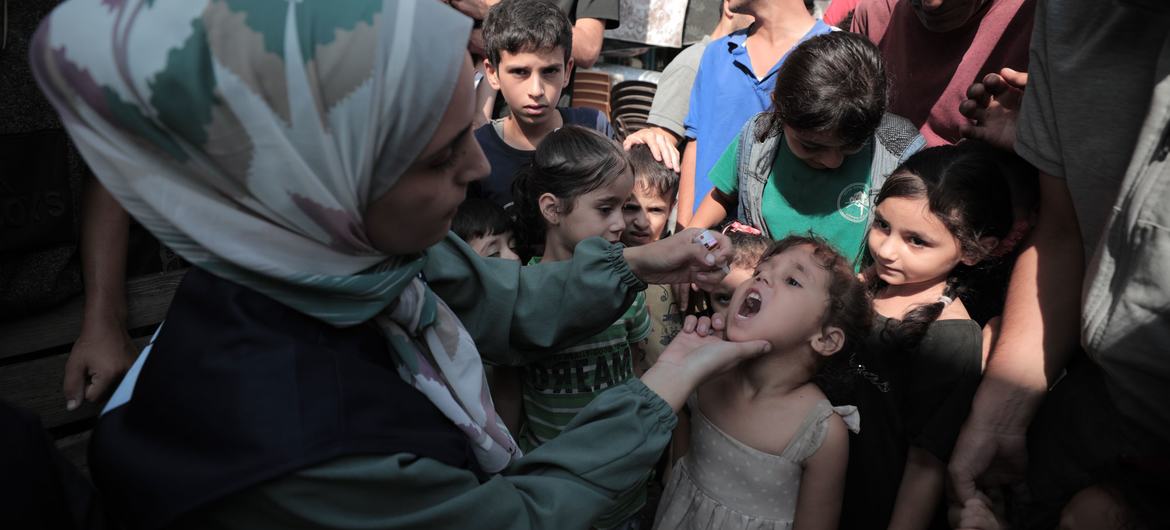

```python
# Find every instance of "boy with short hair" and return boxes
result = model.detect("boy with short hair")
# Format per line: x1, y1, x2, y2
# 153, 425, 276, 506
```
471, 0, 614, 208
621, 145, 682, 375
452, 198, 519, 262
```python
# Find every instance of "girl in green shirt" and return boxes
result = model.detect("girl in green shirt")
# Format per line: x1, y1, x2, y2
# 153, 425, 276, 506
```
691, 31, 924, 265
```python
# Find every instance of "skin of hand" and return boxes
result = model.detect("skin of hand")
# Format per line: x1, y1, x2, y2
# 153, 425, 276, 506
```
959, 68, 1028, 151
950, 493, 1002, 530
948, 172, 1082, 507
65, 319, 135, 410
640, 314, 771, 411
622, 126, 682, 172
623, 228, 734, 291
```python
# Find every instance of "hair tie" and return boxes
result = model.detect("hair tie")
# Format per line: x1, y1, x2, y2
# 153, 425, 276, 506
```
937, 295, 954, 306
989, 218, 1033, 258
722, 221, 762, 236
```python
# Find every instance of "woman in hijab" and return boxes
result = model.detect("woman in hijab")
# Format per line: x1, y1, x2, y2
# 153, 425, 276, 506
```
31, 1, 770, 528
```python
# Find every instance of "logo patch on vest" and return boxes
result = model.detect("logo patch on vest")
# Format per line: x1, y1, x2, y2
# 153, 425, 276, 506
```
838, 183, 870, 223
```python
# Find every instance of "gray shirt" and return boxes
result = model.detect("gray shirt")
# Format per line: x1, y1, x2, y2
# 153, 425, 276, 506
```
647, 36, 712, 138
1015, 0, 1170, 257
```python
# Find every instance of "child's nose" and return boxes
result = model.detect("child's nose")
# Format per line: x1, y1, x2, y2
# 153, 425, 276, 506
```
528, 76, 544, 98
818, 149, 845, 169
876, 236, 898, 261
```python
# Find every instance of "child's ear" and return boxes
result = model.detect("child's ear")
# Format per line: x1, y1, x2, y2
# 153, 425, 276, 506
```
484, 58, 501, 91
562, 58, 575, 89
810, 326, 845, 357
961, 236, 1001, 266
538, 193, 560, 225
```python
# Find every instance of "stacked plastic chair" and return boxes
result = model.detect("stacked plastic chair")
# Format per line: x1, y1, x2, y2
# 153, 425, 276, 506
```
610, 80, 657, 141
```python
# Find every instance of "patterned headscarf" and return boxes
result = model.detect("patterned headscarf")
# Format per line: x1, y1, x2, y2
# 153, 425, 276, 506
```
32, 0, 519, 472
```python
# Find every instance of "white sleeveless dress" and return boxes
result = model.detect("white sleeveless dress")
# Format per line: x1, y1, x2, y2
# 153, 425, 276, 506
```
653, 397, 860, 530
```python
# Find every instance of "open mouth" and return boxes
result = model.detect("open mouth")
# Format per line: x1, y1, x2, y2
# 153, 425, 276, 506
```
737, 290, 762, 319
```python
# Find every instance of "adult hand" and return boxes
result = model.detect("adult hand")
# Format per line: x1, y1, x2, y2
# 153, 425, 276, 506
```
622, 126, 681, 172
63, 319, 135, 410
446, 0, 489, 21
947, 416, 1028, 510
641, 314, 771, 411
624, 228, 732, 290
949, 492, 1002, 530
959, 68, 1028, 152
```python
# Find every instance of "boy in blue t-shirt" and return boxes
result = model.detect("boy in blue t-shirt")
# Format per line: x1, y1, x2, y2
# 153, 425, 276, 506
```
470, 0, 614, 208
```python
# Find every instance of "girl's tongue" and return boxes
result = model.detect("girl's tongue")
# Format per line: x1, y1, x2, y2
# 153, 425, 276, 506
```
737, 291, 763, 319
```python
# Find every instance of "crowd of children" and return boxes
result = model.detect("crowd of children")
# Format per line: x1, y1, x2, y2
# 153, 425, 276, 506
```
449, 0, 1164, 529
11, 0, 1163, 527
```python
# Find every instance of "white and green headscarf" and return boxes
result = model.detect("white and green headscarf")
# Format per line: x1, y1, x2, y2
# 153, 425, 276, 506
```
32, 0, 519, 472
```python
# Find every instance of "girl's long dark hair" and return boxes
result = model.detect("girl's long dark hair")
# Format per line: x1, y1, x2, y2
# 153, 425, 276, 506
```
755, 31, 887, 147
510, 126, 629, 253
868, 141, 1014, 348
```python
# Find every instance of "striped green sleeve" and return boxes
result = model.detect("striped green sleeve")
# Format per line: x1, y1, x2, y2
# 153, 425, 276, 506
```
626, 292, 652, 344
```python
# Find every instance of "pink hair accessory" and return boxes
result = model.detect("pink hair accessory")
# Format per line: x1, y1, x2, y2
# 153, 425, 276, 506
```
989, 218, 1032, 258
722, 221, 762, 236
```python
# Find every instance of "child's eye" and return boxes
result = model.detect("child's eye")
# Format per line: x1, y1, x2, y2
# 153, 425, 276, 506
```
429, 147, 457, 170
801, 142, 822, 152
873, 219, 889, 230
714, 293, 733, 306
622, 203, 640, 213
786, 277, 802, 288
909, 236, 928, 247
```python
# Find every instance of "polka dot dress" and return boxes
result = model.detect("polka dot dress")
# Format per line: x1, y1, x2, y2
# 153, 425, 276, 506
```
652, 398, 860, 529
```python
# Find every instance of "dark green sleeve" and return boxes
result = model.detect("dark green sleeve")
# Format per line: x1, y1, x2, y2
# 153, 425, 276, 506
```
176, 380, 676, 530
423, 233, 646, 365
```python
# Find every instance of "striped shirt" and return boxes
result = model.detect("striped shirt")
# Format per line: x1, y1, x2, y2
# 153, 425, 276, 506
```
520, 257, 651, 527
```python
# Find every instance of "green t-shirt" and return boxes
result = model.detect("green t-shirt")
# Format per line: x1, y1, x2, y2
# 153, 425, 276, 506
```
710, 135, 874, 265
520, 256, 652, 528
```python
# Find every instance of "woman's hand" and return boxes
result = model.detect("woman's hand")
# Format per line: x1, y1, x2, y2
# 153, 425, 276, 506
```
641, 315, 771, 411
623, 228, 733, 292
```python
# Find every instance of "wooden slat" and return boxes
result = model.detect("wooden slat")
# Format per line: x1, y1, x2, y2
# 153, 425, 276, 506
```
0, 336, 152, 430
0, 269, 186, 360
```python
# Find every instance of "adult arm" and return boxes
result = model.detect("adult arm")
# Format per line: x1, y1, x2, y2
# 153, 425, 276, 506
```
179, 380, 678, 530
792, 415, 849, 530
887, 448, 945, 530
425, 230, 736, 365
425, 233, 643, 364
676, 140, 698, 229
63, 177, 133, 409
948, 171, 1083, 502
571, 18, 606, 69
177, 319, 771, 530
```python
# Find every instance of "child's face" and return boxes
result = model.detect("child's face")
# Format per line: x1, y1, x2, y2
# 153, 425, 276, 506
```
620, 183, 674, 247
725, 245, 833, 349
868, 196, 966, 288
552, 169, 634, 249
468, 231, 519, 261
484, 48, 571, 129
782, 124, 865, 170
706, 265, 754, 318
